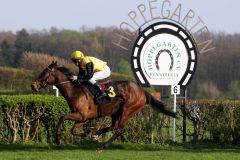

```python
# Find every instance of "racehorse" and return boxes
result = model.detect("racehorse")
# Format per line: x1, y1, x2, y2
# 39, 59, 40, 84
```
31, 61, 177, 151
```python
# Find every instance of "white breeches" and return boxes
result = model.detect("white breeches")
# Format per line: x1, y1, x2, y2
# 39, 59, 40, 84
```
88, 66, 111, 84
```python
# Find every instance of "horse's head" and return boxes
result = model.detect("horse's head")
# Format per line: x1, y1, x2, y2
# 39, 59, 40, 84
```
31, 61, 59, 92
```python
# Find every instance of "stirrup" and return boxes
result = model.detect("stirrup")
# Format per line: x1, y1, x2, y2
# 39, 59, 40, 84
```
96, 92, 106, 100
101, 92, 107, 97
97, 93, 106, 100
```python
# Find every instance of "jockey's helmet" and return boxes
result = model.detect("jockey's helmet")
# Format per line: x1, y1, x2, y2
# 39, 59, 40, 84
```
71, 50, 84, 60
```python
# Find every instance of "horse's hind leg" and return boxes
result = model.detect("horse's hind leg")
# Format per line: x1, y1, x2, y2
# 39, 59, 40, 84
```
71, 121, 89, 137
98, 102, 145, 150
94, 115, 117, 138
117, 134, 126, 142
97, 115, 128, 151
94, 129, 125, 142
94, 127, 111, 137
97, 128, 125, 152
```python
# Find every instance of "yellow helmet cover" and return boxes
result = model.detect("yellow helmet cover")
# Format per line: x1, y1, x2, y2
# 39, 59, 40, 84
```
71, 50, 84, 59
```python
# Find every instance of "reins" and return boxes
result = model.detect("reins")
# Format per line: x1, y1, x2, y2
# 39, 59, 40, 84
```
55, 80, 71, 86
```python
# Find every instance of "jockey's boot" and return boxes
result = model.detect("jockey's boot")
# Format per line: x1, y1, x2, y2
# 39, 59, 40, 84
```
92, 83, 107, 97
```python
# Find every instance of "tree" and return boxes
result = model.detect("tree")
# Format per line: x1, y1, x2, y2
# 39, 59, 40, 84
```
1, 39, 14, 66
19, 52, 76, 73
116, 59, 134, 77
14, 29, 32, 66
227, 81, 240, 100
195, 81, 221, 99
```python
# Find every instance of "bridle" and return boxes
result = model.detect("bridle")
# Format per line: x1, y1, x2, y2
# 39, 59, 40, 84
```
37, 67, 71, 88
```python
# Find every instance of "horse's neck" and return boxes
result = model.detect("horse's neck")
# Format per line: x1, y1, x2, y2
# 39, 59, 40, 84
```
57, 82, 74, 99
54, 71, 75, 100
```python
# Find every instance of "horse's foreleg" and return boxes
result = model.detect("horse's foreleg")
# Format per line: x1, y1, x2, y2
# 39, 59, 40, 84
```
94, 127, 111, 136
56, 113, 85, 145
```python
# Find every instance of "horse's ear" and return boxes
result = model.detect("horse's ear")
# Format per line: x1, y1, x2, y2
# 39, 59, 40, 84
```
48, 61, 58, 71
51, 60, 57, 65
50, 61, 58, 67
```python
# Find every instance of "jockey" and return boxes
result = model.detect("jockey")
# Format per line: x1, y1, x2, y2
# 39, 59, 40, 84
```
70, 50, 111, 97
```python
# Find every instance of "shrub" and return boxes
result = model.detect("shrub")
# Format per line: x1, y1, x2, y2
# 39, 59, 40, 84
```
0, 66, 33, 91
179, 100, 240, 144
19, 52, 77, 73
1, 95, 240, 145
0, 95, 70, 143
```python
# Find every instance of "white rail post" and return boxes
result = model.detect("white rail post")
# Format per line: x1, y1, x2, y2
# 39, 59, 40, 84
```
53, 85, 59, 97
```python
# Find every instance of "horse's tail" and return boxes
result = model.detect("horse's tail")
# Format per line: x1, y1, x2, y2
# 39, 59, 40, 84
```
145, 91, 177, 118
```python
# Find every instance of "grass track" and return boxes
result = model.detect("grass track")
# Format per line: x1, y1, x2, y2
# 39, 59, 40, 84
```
0, 142, 240, 160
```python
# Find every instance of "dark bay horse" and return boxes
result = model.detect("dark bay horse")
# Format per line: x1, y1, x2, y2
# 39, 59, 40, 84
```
31, 62, 176, 150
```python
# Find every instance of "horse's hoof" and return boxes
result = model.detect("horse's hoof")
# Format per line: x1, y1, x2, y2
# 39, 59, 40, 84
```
96, 148, 103, 153
93, 135, 100, 141
84, 129, 91, 135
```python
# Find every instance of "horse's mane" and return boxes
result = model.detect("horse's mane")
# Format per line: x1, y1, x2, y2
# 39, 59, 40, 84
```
56, 66, 73, 77
48, 62, 73, 78
48, 61, 73, 77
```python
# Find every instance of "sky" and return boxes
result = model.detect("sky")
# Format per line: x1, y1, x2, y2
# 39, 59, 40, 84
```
0, 0, 239, 33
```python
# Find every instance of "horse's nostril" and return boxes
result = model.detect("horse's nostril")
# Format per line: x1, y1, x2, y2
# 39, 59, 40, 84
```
31, 82, 39, 92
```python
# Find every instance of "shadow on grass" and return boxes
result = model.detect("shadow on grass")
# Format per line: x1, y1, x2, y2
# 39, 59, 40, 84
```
108, 141, 240, 154
169, 142, 240, 153
0, 140, 240, 153
0, 140, 99, 152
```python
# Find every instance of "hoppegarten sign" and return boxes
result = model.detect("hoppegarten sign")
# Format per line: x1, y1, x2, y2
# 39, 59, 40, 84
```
112, 0, 212, 88
131, 21, 198, 88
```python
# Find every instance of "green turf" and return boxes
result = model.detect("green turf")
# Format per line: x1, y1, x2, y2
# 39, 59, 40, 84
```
0, 142, 240, 160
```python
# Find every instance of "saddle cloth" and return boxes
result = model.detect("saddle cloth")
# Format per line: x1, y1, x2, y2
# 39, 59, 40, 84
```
86, 80, 122, 116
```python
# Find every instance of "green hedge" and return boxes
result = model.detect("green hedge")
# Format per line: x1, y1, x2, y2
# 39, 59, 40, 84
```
0, 95, 70, 143
1, 95, 240, 145
0, 94, 172, 144
178, 100, 240, 144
